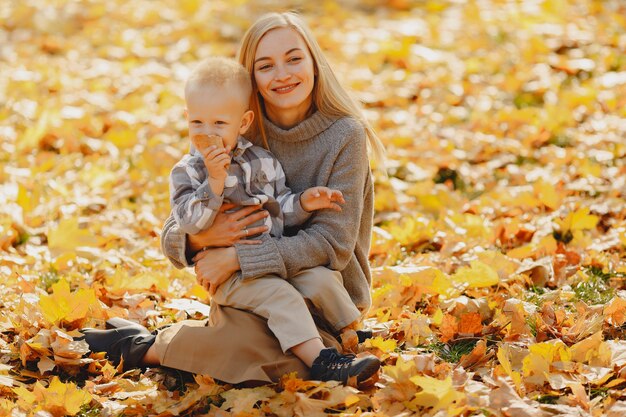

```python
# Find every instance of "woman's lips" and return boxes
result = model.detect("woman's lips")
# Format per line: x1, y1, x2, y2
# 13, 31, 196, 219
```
272, 83, 299, 93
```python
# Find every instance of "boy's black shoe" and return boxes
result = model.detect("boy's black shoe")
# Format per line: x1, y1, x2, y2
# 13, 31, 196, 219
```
79, 327, 155, 369
310, 348, 380, 383
356, 329, 373, 343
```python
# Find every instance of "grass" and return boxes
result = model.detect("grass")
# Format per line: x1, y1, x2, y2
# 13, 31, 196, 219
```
573, 267, 615, 305
424, 339, 478, 363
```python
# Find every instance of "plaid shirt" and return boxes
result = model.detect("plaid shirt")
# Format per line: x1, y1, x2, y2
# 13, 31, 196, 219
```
169, 136, 310, 236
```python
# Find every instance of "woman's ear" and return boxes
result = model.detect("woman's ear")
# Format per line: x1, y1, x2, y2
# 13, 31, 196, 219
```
239, 110, 255, 134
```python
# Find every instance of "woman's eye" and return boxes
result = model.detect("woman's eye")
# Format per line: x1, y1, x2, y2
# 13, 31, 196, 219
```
288, 57, 302, 63
258, 64, 272, 71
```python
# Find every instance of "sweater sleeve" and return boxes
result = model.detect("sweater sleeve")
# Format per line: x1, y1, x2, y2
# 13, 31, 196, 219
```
273, 158, 311, 228
170, 159, 224, 235
235, 124, 369, 279
160, 212, 193, 269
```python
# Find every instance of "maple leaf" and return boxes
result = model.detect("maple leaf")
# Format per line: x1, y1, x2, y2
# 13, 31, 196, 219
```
457, 312, 483, 336
14, 376, 92, 416
47, 217, 101, 254
604, 296, 626, 327
220, 386, 275, 414
38, 279, 105, 327
364, 336, 397, 353
554, 207, 599, 237
409, 375, 464, 412
522, 340, 572, 386
451, 260, 499, 289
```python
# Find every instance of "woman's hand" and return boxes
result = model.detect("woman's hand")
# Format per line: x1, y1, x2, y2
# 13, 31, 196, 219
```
187, 203, 269, 252
193, 247, 240, 294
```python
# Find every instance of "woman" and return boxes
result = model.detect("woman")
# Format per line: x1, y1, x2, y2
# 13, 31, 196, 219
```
82, 12, 385, 384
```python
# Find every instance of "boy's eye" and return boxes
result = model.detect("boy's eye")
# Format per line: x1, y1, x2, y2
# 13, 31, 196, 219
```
190, 120, 202, 124
215, 121, 227, 125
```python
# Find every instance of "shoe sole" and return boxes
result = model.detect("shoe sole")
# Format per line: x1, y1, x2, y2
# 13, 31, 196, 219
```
354, 357, 381, 382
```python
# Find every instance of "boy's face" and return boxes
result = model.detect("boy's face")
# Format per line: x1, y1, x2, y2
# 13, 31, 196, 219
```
186, 83, 253, 151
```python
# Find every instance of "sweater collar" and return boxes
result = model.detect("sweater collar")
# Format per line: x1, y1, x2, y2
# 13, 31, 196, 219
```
262, 111, 337, 143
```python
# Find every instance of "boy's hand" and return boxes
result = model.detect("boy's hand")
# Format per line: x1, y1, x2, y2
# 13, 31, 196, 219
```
201, 145, 231, 180
300, 186, 345, 212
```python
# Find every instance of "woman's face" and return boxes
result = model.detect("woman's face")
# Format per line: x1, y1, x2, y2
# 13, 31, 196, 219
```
253, 27, 315, 126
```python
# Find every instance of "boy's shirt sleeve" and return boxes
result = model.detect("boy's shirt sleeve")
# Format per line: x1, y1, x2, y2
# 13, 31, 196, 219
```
169, 155, 224, 235
272, 157, 311, 227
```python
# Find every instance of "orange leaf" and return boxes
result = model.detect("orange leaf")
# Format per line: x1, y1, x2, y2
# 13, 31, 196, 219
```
458, 312, 483, 336
440, 314, 458, 342
604, 297, 626, 327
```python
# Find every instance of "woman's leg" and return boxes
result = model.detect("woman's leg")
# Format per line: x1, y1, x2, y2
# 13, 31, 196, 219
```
141, 345, 160, 366
153, 305, 317, 383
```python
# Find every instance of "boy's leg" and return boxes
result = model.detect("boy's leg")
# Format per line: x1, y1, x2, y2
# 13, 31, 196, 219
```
289, 267, 361, 332
212, 274, 321, 353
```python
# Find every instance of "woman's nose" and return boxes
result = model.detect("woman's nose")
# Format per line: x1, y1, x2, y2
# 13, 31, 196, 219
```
274, 65, 291, 81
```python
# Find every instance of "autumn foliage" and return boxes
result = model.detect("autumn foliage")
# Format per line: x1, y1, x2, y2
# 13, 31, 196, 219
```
1, 0, 626, 416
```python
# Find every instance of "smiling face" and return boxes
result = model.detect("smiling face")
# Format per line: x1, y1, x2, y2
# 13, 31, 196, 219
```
186, 83, 253, 150
253, 27, 316, 128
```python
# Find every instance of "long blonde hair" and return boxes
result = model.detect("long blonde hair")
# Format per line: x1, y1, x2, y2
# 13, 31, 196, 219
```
237, 12, 386, 164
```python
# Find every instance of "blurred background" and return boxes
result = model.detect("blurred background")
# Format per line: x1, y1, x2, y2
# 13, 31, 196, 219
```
0, 0, 624, 291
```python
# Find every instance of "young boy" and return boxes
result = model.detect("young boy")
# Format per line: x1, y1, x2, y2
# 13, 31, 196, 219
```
169, 57, 379, 383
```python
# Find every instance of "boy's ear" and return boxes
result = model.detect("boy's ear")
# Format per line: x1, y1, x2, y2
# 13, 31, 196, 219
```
239, 110, 255, 134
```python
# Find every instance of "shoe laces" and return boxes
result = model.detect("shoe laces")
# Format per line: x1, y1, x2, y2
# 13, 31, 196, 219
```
325, 351, 355, 370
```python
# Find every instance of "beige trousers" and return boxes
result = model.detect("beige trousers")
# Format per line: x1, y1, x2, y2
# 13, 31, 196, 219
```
211, 266, 360, 352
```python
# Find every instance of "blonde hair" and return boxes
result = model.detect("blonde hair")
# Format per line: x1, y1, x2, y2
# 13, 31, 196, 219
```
185, 56, 252, 103
237, 12, 386, 164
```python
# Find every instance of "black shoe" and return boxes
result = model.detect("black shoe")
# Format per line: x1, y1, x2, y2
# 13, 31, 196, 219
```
356, 329, 373, 343
80, 327, 155, 369
310, 348, 380, 383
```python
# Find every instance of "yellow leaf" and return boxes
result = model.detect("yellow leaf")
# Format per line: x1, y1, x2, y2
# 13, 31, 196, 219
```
451, 260, 499, 288
47, 218, 101, 253
383, 354, 417, 383
522, 340, 572, 385
570, 331, 604, 364
496, 344, 522, 392
345, 394, 360, 406
17, 183, 39, 213
364, 337, 397, 353
39, 279, 104, 326
103, 127, 138, 149
18, 109, 51, 151
15, 377, 91, 416
534, 179, 561, 210
106, 268, 170, 294
431, 308, 443, 326
555, 208, 599, 234
409, 375, 463, 411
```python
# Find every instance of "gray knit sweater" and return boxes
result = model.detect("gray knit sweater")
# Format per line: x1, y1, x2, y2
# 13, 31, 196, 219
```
160, 112, 374, 312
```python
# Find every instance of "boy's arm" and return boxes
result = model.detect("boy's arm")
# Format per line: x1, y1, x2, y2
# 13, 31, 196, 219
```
170, 157, 224, 235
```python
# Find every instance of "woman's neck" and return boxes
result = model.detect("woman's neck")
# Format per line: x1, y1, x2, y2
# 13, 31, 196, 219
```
265, 100, 314, 129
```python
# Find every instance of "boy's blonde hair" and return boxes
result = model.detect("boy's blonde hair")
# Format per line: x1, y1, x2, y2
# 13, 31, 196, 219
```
237, 12, 385, 164
185, 56, 252, 103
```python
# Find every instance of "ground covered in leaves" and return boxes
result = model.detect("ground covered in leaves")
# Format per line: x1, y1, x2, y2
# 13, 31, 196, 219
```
1, 0, 626, 416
